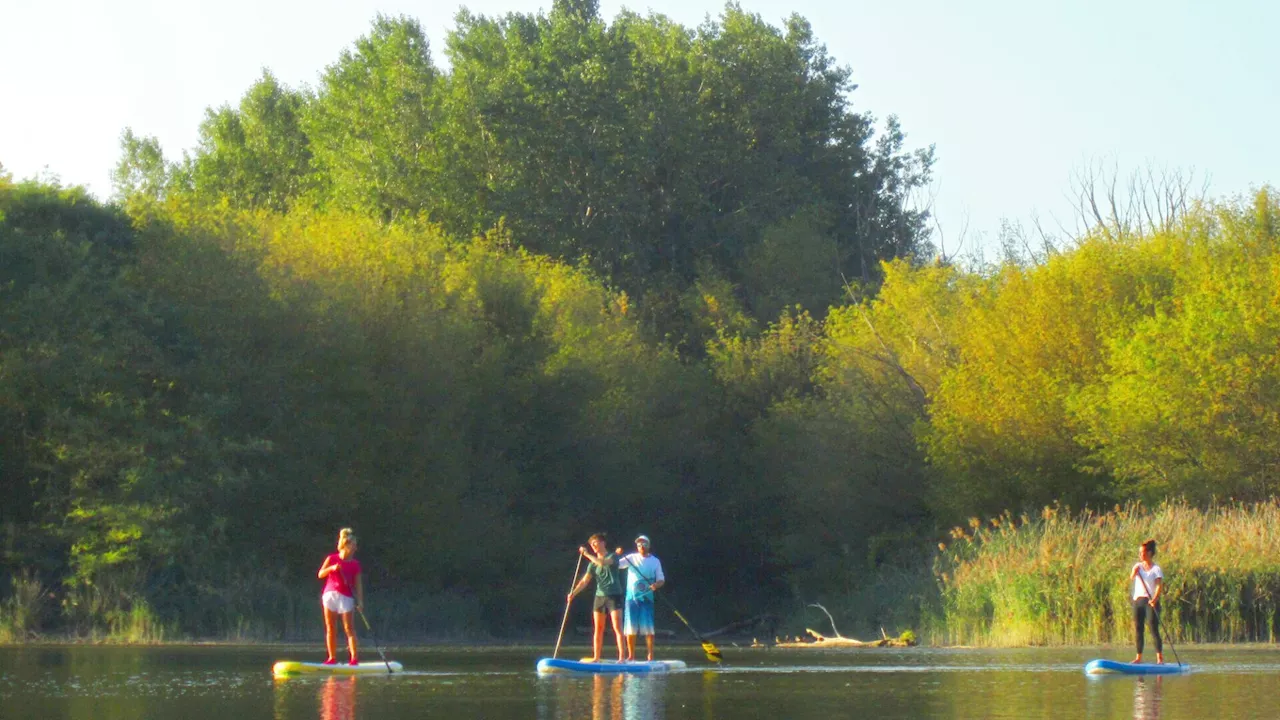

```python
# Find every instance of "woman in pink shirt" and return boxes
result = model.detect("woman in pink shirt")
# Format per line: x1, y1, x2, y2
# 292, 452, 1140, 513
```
318, 528, 364, 665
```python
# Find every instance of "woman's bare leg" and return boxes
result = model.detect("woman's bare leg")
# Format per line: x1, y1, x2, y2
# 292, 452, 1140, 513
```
341, 612, 359, 663
324, 607, 338, 662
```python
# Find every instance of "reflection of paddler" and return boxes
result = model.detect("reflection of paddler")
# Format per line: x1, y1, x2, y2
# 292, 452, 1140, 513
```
1132, 675, 1162, 720
319, 676, 357, 720
591, 673, 624, 720
620, 674, 665, 720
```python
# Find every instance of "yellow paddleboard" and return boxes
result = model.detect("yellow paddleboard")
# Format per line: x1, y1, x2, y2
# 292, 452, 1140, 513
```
273, 660, 403, 676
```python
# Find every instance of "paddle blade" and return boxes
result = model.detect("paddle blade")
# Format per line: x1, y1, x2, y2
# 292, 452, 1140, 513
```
701, 641, 723, 663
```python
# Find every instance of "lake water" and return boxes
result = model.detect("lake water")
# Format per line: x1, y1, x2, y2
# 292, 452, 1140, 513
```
1, 644, 1276, 719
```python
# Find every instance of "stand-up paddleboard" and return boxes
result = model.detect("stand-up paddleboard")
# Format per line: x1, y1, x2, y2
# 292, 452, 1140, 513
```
536, 658, 686, 674
1084, 659, 1189, 675
273, 660, 403, 676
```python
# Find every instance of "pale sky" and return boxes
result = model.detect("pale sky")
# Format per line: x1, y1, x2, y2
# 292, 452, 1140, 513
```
2, 0, 1275, 257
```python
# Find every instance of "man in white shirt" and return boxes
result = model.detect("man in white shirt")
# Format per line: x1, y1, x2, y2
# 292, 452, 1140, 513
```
617, 534, 665, 661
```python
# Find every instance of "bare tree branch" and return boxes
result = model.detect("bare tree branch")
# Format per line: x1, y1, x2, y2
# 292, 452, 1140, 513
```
1067, 157, 1208, 242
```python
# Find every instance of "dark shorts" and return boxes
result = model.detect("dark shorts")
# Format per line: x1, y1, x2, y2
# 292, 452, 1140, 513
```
594, 595, 623, 613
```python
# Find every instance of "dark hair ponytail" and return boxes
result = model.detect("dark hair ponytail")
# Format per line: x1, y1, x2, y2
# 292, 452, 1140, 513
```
1142, 538, 1157, 556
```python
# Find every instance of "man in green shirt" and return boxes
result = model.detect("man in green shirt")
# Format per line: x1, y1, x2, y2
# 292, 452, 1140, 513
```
568, 533, 625, 662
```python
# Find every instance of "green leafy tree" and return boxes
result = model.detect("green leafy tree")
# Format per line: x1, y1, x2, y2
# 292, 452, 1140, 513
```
111, 129, 171, 202
439, 2, 933, 319
306, 15, 442, 221
0, 181, 252, 631
189, 70, 315, 211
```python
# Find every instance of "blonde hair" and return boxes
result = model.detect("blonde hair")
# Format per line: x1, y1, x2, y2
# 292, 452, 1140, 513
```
338, 528, 357, 549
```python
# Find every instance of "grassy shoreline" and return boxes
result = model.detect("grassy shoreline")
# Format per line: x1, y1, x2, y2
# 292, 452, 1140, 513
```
8, 500, 1280, 648
933, 500, 1280, 647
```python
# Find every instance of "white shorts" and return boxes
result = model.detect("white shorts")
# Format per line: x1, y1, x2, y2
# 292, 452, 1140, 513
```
322, 590, 355, 614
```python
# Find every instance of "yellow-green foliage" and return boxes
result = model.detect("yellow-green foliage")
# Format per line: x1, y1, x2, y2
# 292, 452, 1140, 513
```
822, 259, 972, 400
936, 500, 1280, 646
8, 169, 1279, 640
923, 230, 1190, 516
831, 189, 1280, 519
5, 178, 721, 639
124, 197, 700, 626
1071, 192, 1280, 501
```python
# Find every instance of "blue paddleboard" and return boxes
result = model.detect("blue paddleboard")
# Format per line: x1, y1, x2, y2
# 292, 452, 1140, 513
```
1084, 659, 1189, 675
536, 658, 687, 674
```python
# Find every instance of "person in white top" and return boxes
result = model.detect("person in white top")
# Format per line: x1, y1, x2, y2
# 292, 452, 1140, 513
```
1129, 538, 1164, 664
615, 534, 665, 661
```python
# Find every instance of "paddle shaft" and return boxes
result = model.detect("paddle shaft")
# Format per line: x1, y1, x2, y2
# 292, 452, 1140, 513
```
625, 560, 722, 662
554, 553, 585, 659
336, 564, 394, 673
1134, 568, 1182, 666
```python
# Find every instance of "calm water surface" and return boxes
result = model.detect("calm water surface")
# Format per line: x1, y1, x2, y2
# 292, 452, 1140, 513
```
1, 644, 1276, 719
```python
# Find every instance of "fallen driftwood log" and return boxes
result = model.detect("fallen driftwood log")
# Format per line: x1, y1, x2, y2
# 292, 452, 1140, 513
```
773, 603, 917, 648
774, 629, 914, 648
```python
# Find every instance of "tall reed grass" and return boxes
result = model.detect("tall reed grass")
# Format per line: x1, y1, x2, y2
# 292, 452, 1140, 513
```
0, 571, 47, 643
934, 500, 1280, 646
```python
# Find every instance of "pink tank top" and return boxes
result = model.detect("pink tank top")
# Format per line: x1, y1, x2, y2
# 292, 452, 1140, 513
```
322, 554, 361, 597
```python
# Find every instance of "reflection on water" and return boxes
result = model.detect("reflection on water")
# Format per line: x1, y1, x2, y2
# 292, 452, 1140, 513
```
1132, 676, 1162, 720
14, 646, 1280, 719
320, 676, 358, 720
538, 672, 668, 720
1084, 670, 1166, 720
272, 674, 357, 720
593, 675, 624, 720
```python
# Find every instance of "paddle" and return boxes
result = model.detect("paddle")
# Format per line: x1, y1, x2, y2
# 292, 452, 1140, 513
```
337, 564, 394, 673
624, 559, 722, 663
1134, 570, 1183, 667
554, 553, 585, 659
354, 605, 394, 673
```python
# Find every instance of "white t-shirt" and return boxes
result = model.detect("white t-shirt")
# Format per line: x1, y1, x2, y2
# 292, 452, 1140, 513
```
618, 553, 664, 601
1132, 563, 1163, 600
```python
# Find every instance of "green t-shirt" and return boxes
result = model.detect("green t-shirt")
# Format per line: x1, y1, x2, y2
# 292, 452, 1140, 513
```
589, 552, 624, 597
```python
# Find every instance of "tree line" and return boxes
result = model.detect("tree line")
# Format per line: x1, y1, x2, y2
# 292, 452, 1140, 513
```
116, 1, 933, 355
2, 0, 1277, 641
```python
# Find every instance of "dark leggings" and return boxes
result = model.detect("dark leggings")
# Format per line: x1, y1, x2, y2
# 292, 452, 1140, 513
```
1133, 597, 1162, 654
